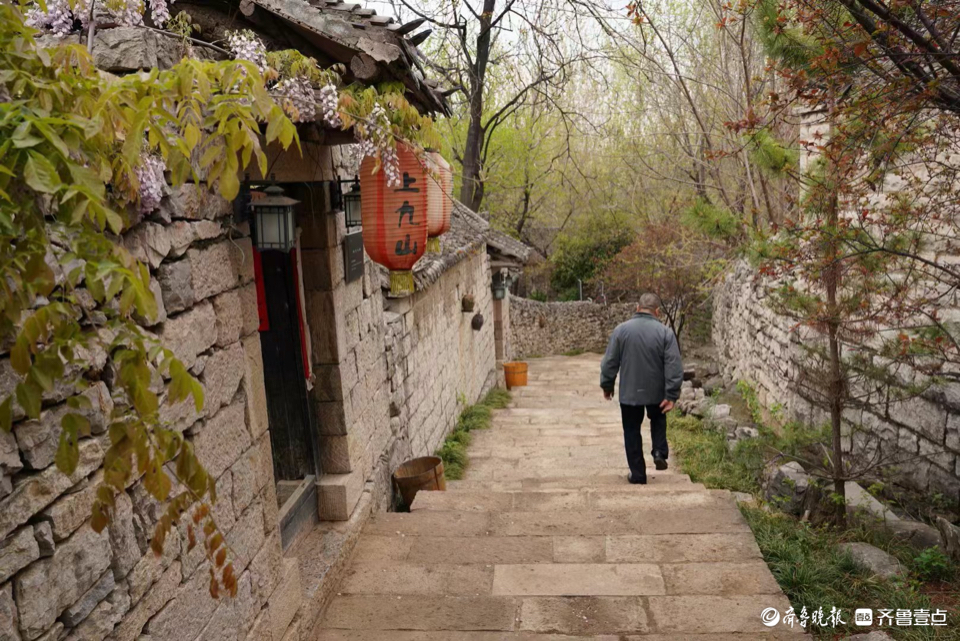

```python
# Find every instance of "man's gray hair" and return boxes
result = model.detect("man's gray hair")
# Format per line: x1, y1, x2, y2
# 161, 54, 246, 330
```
638, 293, 660, 311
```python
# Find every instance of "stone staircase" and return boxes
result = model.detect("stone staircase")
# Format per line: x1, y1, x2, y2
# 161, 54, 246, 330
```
314, 354, 804, 639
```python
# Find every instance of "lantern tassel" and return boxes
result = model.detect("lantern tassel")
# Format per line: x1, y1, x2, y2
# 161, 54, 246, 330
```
426, 237, 441, 254
389, 270, 415, 295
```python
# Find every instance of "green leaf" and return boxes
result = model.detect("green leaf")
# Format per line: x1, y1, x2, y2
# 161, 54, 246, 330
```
63, 412, 91, 437
0, 397, 12, 432
10, 337, 31, 375
15, 381, 41, 419
24, 152, 61, 194
55, 420, 80, 475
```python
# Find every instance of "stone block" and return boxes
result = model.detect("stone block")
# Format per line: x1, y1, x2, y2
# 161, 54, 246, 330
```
110, 560, 181, 641
0, 526, 40, 584
39, 473, 100, 542
14, 524, 112, 638
213, 290, 244, 347
315, 398, 349, 437
160, 301, 217, 370
238, 283, 262, 337
201, 342, 245, 418
158, 184, 232, 222
267, 558, 301, 641
245, 607, 272, 641
227, 499, 266, 574
62, 579, 130, 641
157, 259, 194, 315
0, 439, 103, 540
192, 401, 251, 480
890, 397, 947, 443
0, 581, 19, 641
194, 570, 256, 641
312, 363, 344, 403
242, 334, 270, 440
15, 382, 112, 469
32, 523, 54, 558
0, 428, 21, 485
231, 448, 262, 517
262, 480, 279, 535
108, 491, 142, 580
248, 532, 282, 608
319, 435, 352, 475
188, 239, 254, 302
142, 561, 219, 641
59, 568, 115, 627
839, 542, 905, 579
306, 289, 346, 365
300, 248, 342, 292
126, 528, 179, 606
318, 470, 364, 521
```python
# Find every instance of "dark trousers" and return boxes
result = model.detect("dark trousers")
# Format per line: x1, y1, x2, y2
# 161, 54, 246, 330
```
619, 404, 669, 478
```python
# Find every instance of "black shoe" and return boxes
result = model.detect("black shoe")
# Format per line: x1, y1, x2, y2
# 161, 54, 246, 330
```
654, 456, 668, 471
628, 473, 647, 485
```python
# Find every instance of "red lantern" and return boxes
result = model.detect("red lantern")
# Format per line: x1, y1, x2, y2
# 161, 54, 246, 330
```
426, 152, 452, 254
360, 144, 429, 295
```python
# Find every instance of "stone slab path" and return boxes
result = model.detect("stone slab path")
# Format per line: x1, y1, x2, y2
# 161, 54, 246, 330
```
314, 354, 804, 639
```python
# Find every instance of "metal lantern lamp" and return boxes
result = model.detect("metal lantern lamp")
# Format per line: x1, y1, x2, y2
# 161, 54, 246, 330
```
342, 177, 362, 229
492, 268, 511, 300
252, 183, 298, 252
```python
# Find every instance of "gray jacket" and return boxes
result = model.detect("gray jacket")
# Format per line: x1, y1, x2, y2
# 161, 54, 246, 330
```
600, 313, 684, 406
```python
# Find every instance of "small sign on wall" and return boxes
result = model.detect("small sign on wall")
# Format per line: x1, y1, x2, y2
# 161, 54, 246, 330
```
344, 230, 364, 283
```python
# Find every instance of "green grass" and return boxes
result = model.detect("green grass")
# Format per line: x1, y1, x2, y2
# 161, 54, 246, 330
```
562, 348, 586, 356
435, 388, 512, 480
672, 414, 960, 640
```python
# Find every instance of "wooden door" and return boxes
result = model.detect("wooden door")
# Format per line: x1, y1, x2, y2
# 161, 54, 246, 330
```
258, 250, 319, 481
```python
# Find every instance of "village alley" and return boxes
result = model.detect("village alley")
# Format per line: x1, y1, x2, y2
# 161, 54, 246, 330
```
314, 353, 804, 639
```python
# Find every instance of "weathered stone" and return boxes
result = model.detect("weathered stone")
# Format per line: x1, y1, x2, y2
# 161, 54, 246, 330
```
142, 561, 219, 641
33, 522, 54, 558
14, 524, 112, 638
63, 580, 130, 641
267, 558, 301, 641
238, 283, 261, 337
123, 222, 171, 269
59, 569, 115, 627
158, 184, 232, 222
227, 499, 265, 574
126, 528, 179, 606
762, 461, 810, 516
839, 542, 904, 579
160, 301, 217, 370
194, 570, 256, 641
157, 259, 195, 314
110, 561, 181, 641
39, 472, 100, 542
230, 448, 261, 516
845, 481, 898, 522
188, 238, 254, 302
91, 27, 161, 72
0, 428, 21, 480
168, 220, 223, 257
1, 358, 81, 422
734, 426, 759, 440
15, 382, 112, 469
0, 581, 19, 641
0, 438, 103, 540
192, 402, 251, 481
108, 492, 141, 580
213, 290, 244, 347
248, 532, 282, 608
705, 404, 731, 421
0, 527, 40, 584
31, 622, 62, 641
885, 519, 942, 551
242, 335, 269, 440
935, 516, 960, 562
201, 343, 245, 418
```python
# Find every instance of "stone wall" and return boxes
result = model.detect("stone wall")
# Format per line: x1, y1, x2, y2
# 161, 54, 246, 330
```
713, 260, 960, 498
508, 297, 636, 359
303, 207, 497, 524
0, 185, 295, 641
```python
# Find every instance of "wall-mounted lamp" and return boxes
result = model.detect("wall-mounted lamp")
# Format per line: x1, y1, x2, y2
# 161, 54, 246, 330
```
341, 177, 361, 229
492, 268, 514, 300
252, 182, 298, 252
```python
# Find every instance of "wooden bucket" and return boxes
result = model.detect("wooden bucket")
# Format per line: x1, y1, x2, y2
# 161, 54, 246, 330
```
503, 361, 528, 389
393, 456, 446, 507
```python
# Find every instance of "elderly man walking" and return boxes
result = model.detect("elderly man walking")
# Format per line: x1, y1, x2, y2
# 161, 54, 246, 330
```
600, 293, 684, 484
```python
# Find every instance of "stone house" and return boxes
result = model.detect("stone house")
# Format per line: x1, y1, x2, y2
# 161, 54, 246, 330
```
0, 4, 531, 641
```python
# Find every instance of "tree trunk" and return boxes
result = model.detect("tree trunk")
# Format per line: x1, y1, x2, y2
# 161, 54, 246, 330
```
458, 0, 496, 212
